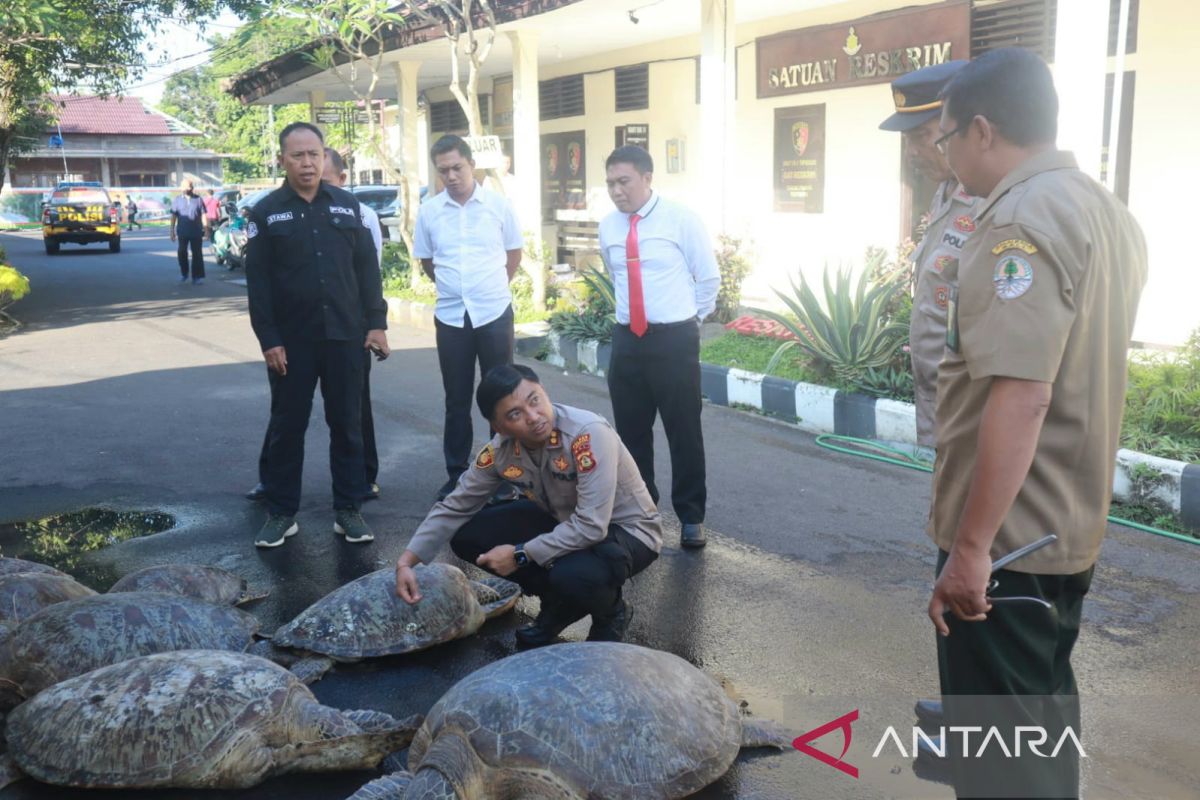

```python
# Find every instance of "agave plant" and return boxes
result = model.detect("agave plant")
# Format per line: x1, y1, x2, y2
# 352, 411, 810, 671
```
582, 264, 617, 314
751, 256, 908, 385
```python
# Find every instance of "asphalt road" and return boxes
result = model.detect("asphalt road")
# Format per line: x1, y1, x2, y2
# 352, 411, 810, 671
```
1, 229, 1198, 799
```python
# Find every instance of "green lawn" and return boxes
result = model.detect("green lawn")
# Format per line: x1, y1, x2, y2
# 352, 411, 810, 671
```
700, 331, 825, 384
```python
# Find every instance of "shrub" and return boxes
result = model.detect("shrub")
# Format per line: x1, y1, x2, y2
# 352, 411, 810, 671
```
0, 264, 31, 307
1121, 328, 1200, 463
549, 265, 616, 343
752, 251, 908, 385
712, 234, 752, 323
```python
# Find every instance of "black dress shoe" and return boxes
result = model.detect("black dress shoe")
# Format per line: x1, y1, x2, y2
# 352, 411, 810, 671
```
245, 483, 267, 501
912, 735, 951, 785
515, 602, 585, 648
681, 523, 707, 548
587, 601, 632, 642
914, 698, 943, 726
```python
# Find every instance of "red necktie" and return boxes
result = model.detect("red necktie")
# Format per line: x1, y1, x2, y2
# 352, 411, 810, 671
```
626, 213, 647, 337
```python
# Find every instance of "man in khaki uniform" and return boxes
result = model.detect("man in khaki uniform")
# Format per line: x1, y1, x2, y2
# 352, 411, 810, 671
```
879, 59, 983, 447
927, 49, 1147, 797
396, 364, 661, 647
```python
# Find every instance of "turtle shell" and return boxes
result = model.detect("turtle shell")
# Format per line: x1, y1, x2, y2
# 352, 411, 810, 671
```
0, 592, 258, 706
271, 564, 487, 660
411, 642, 745, 798
0, 573, 96, 624
5, 650, 415, 789
108, 564, 261, 605
0, 557, 69, 579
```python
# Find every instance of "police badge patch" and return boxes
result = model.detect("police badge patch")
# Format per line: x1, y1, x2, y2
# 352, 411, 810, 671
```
247, 221, 258, 239
993, 254, 1034, 299
574, 449, 597, 473
475, 444, 495, 469
953, 215, 976, 233
502, 464, 524, 480
553, 455, 569, 472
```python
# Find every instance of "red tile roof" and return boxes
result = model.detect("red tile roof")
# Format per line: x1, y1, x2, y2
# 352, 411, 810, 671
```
49, 95, 172, 136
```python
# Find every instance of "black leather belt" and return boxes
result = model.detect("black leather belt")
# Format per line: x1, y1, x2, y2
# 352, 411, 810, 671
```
616, 319, 695, 334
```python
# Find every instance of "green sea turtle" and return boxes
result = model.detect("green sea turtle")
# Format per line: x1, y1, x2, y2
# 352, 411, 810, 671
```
258, 563, 520, 683
3, 650, 422, 790
0, 573, 95, 635
0, 557, 68, 579
0, 591, 259, 709
108, 563, 268, 605
346, 642, 792, 799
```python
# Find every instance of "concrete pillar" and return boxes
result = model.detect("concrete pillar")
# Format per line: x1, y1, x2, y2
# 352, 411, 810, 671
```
100, 158, 111, 186
1053, 0, 1109, 180
308, 89, 328, 133
507, 29, 542, 238
392, 61, 423, 239
699, 0, 736, 232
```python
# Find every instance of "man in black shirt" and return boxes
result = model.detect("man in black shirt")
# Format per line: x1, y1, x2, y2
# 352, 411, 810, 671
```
244, 121, 389, 548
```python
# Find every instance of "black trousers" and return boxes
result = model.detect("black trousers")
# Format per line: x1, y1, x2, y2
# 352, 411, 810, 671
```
127, 212, 141, 230
606, 321, 706, 524
450, 500, 657, 620
263, 338, 365, 517
177, 234, 205, 279
260, 348, 378, 491
935, 549, 1093, 799
435, 305, 514, 478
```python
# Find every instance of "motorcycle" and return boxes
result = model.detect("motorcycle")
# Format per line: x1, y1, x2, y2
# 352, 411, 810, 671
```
213, 208, 249, 270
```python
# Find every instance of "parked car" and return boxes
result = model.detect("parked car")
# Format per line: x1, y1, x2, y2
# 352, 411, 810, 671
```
41, 182, 121, 255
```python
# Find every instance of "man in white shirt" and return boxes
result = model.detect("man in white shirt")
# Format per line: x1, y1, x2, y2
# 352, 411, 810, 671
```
246, 147, 386, 505
414, 135, 524, 502
600, 146, 720, 548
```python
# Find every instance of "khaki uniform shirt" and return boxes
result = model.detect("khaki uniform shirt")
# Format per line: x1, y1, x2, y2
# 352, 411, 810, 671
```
929, 150, 1147, 574
406, 404, 663, 567
909, 181, 984, 446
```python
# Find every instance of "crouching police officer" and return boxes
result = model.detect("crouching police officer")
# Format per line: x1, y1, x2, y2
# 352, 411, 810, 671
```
395, 364, 661, 646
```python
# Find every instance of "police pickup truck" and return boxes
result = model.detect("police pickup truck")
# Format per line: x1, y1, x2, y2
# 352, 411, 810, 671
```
41, 181, 121, 254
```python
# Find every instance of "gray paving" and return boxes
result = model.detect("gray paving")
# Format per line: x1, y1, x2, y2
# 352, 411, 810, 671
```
1, 229, 1198, 799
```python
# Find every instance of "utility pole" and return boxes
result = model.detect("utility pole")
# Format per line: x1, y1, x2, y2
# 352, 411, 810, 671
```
267, 104, 277, 179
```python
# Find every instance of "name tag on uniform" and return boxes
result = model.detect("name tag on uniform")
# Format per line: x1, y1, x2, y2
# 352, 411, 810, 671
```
329, 205, 355, 217
266, 211, 293, 225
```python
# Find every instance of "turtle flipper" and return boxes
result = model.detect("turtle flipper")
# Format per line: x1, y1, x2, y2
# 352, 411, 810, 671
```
345, 771, 414, 800
289, 656, 334, 684
344, 709, 423, 735
471, 576, 521, 619
739, 718, 793, 750
236, 587, 271, 605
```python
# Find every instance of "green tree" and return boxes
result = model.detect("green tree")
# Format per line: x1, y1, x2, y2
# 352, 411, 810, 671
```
0, 0, 264, 193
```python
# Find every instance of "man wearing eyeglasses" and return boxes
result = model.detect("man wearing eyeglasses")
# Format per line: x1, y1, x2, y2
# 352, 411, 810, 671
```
879, 60, 980, 451
927, 48, 1147, 798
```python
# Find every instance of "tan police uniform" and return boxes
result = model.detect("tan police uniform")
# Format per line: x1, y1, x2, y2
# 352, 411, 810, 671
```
929, 150, 1148, 574
406, 404, 663, 567
908, 181, 984, 446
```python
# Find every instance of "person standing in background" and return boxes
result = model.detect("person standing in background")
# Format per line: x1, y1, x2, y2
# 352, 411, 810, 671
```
243, 122, 388, 549
413, 134, 524, 504
600, 145, 720, 549
203, 189, 221, 242
170, 180, 208, 285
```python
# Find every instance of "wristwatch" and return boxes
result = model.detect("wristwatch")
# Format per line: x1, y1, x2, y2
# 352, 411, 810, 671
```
513, 544, 530, 568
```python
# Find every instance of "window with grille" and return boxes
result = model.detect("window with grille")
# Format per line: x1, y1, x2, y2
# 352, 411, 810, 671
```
429, 96, 490, 133
615, 64, 649, 112
539, 74, 585, 120
971, 0, 1138, 60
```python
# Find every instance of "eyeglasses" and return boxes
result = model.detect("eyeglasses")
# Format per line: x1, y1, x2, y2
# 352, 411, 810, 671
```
934, 125, 962, 155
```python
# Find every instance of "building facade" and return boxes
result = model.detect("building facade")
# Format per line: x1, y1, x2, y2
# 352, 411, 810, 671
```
230, 0, 1197, 346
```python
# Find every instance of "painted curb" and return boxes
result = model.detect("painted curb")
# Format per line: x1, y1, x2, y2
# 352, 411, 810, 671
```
535, 331, 1198, 523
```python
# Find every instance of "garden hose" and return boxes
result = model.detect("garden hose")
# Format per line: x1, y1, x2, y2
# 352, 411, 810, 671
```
813, 434, 1200, 546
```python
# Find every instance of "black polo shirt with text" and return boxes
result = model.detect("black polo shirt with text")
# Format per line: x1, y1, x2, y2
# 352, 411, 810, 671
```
245, 181, 387, 350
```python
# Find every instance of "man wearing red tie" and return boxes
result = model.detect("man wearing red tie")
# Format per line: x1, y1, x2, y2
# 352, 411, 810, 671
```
600, 146, 721, 548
